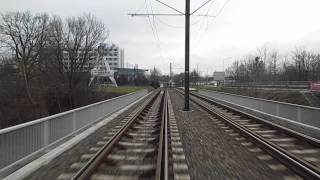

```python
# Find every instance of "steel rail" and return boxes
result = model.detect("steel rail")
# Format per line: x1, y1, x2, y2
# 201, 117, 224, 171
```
176, 89, 320, 179
155, 90, 169, 180
71, 90, 162, 180
164, 91, 169, 179
192, 92, 320, 146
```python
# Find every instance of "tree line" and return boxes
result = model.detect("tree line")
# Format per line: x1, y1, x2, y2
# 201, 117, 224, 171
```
226, 46, 320, 83
0, 11, 164, 128
0, 11, 111, 128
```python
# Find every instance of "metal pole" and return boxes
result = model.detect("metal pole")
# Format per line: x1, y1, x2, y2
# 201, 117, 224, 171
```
184, 0, 190, 111
197, 64, 199, 87
170, 62, 172, 88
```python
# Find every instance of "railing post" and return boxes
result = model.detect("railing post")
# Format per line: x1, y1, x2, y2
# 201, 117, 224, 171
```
297, 107, 302, 122
43, 121, 49, 146
276, 103, 280, 116
72, 112, 77, 131
112, 98, 114, 110
259, 101, 263, 111
90, 106, 93, 123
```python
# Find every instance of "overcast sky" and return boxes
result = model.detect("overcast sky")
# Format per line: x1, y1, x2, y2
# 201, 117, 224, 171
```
1, 0, 320, 75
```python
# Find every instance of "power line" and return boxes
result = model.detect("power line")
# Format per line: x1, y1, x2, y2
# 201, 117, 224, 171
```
191, 0, 213, 14
192, 0, 230, 49
191, 0, 214, 47
146, 0, 166, 60
134, 0, 148, 14
215, 0, 230, 17
129, 13, 183, 16
192, 0, 214, 48
128, 0, 220, 111
154, 0, 184, 14
155, 15, 205, 29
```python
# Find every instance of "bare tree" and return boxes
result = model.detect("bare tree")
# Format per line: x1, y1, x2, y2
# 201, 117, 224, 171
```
149, 67, 161, 88
269, 50, 279, 81
48, 14, 108, 106
227, 46, 320, 83
0, 11, 49, 103
292, 48, 311, 81
310, 53, 320, 80
257, 45, 269, 63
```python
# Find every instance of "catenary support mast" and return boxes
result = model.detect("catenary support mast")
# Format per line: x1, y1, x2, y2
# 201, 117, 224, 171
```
129, 0, 214, 111
184, 0, 190, 111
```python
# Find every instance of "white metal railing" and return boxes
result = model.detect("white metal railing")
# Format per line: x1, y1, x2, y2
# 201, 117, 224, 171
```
199, 90, 320, 129
0, 90, 147, 170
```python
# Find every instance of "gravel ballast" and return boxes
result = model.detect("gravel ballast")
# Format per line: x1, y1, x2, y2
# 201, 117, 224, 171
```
169, 89, 299, 180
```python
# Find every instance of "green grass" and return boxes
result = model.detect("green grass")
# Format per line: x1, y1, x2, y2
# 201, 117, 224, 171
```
196, 85, 234, 93
96, 85, 154, 94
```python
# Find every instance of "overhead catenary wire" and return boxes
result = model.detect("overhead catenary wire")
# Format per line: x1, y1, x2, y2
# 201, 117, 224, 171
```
192, 0, 230, 50
191, 0, 214, 47
134, 0, 148, 14
129, 0, 230, 71
191, 0, 213, 14
154, 0, 184, 14
155, 15, 206, 29
146, 0, 166, 60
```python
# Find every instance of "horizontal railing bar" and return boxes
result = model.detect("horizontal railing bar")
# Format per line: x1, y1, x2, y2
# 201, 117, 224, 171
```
0, 90, 145, 135
200, 89, 320, 110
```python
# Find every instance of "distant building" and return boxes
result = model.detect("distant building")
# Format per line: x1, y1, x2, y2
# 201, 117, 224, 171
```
98, 43, 124, 70
62, 43, 124, 72
114, 68, 148, 80
62, 50, 98, 72
213, 71, 225, 85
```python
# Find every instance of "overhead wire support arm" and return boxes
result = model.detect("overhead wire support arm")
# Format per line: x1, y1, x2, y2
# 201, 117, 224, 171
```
128, 13, 184, 17
195, 14, 216, 18
154, 0, 185, 14
191, 0, 212, 15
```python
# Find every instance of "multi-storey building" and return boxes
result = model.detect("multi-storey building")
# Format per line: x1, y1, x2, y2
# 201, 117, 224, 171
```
62, 50, 98, 72
98, 43, 124, 70
62, 43, 124, 72
61, 43, 125, 86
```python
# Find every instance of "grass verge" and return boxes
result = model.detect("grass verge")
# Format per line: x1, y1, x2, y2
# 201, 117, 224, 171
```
96, 85, 154, 94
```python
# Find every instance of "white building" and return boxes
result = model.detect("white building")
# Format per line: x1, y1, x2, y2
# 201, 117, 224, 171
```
62, 50, 98, 72
62, 43, 124, 72
213, 71, 225, 85
98, 43, 124, 70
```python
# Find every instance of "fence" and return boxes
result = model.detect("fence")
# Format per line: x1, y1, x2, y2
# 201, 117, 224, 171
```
0, 90, 147, 170
198, 90, 320, 129
224, 81, 310, 89
310, 81, 320, 92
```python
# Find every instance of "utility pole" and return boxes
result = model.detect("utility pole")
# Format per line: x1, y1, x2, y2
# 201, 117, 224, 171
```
169, 62, 172, 88
129, 0, 215, 111
183, 0, 190, 111
197, 64, 199, 86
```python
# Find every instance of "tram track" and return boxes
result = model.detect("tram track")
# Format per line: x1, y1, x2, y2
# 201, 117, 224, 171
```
176, 89, 320, 179
56, 89, 190, 180
71, 90, 165, 180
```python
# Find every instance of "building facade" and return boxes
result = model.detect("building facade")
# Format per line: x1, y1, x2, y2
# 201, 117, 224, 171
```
62, 50, 98, 72
98, 43, 124, 70
62, 43, 124, 72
